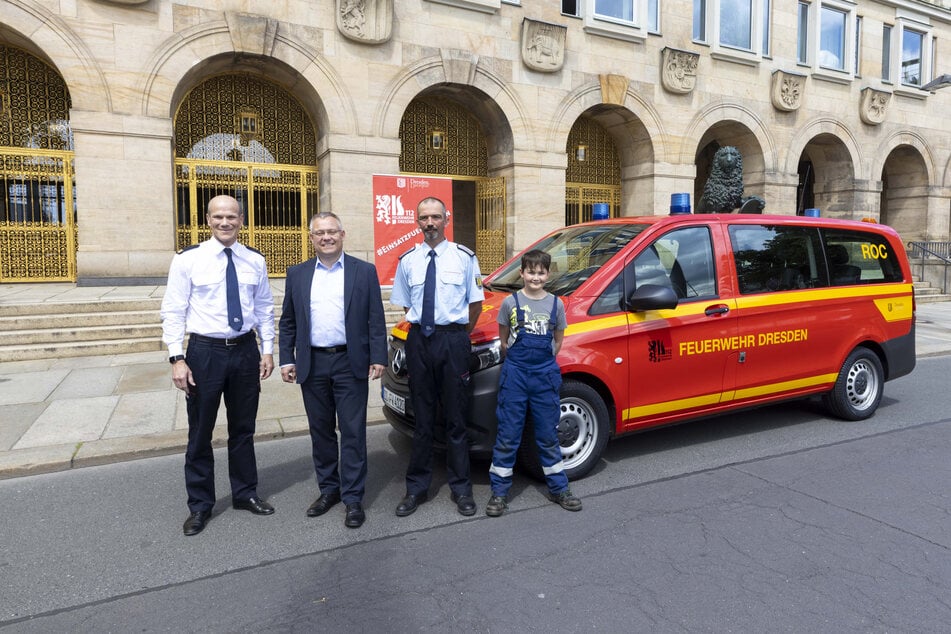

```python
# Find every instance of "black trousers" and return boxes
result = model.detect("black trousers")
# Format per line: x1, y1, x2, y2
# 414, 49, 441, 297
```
300, 348, 369, 504
404, 327, 472, 497
184, 335, 261, 512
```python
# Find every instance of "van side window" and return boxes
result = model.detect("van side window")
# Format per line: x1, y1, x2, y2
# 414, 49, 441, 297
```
821, 229, 903, 285
729, 225, 825, 294
590, 226, 716, 314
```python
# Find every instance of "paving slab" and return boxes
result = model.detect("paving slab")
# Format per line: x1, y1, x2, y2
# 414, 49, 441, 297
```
47, 366, 123, 400
104, 391, 179, 438
0, 403, 47, 450
0, 369, 68, 405
13, 396, 118, 449
116, 362, 174, 394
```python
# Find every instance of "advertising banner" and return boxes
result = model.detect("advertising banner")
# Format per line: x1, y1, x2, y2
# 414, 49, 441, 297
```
373, 174, 453, 285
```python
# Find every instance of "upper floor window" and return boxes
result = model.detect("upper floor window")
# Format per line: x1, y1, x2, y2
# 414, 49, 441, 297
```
581, 0, 657, 41
563, 0, 580, 16
694, 0, 770, 59
882, 13, 934, 89
797, 0, 858, 79
901, 28, 923, 86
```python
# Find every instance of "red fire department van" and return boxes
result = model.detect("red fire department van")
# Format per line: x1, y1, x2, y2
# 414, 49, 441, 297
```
382, 213, 916, 479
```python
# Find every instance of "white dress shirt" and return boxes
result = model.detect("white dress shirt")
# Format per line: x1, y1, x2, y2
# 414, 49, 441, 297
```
160, 237, 275, 356
310, 255, 347, 347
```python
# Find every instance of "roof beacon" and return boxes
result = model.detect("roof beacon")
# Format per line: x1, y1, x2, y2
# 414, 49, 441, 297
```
670, 192, 691, 215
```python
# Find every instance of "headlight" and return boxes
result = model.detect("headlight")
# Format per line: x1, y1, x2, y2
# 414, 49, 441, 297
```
471, 339, 502, 372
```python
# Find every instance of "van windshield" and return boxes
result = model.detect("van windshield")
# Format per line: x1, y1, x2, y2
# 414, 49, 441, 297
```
486, 223, 649, 296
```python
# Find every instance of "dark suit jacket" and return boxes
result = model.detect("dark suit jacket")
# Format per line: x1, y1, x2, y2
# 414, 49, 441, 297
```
279, 254, 387, 383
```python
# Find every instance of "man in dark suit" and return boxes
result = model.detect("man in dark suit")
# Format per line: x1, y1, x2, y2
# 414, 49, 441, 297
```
279, 211, 387, 528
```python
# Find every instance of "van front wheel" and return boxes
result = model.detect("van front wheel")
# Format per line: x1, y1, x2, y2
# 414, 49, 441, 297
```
823, 348, 884, 421
517, 379, 611, 481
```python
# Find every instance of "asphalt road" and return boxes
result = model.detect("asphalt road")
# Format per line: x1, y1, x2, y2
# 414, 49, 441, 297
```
2, 356, 950, 632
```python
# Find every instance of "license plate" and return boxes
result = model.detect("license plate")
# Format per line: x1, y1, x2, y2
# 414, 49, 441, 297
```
382, 386, 405, 415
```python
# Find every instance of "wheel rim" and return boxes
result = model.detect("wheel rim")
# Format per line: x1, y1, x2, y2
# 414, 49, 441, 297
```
846, 359, 880, 411
558, 397, 598, 469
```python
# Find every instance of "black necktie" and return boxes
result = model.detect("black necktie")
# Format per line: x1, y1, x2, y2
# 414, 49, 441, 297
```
224, 247, 243, 331
421, 250, 436, 337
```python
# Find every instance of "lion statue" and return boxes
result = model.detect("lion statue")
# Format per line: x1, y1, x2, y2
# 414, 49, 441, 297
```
697, 146, 765, 214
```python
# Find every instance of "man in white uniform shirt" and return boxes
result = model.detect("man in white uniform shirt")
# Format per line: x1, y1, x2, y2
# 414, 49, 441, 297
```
161, 194, 276, 537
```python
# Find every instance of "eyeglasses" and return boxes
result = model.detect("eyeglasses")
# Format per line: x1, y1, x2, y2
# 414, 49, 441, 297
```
310, 229, 341, 237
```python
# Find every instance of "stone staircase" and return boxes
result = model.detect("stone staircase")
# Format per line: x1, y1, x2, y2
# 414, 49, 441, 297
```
0, 291, 404, 363
913, 279, 951, 304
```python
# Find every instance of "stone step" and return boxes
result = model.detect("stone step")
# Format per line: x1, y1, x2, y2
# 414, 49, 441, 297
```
0, 323, 164, 346
0, 298, 162, 317
0, 309, 161, 331
0, 337, 165, 363
915, 293, 951, 304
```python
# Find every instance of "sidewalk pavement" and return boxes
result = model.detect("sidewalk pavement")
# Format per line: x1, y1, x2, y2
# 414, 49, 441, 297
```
0, 280, 386, 479
2, 284, 951, 480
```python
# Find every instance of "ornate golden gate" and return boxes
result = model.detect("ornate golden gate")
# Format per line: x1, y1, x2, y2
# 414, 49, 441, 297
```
174, 74, 318, 276
566, 116, 621, 225
0, 46, 76, 282
400, 96, 505, 270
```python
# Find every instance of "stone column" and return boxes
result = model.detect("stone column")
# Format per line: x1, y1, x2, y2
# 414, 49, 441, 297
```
70, 112, 175, 285
505, 151, 567, 252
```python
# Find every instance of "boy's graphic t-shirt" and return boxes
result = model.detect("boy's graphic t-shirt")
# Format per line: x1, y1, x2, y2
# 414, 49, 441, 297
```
497, 290, 567, 350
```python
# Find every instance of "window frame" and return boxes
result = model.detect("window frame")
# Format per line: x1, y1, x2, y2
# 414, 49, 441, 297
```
884, 13, 934, 91
582, 0, 655, 42
796, 0, 860, 81
693, 0, 771, 62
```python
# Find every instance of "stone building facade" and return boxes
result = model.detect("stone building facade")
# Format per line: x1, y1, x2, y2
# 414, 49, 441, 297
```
0, 0, 949, 283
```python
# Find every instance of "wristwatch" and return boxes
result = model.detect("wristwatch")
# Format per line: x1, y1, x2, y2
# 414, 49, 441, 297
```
169, 355, 185, 364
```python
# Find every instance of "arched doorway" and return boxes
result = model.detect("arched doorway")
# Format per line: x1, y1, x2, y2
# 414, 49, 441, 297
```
694, 121, 766, 213
880, 145, 929, 242
399, 94, 506, 273
565, 115, 620, 224
795, 134, 855, 218
0, 45, 76, 282
173, 73, 318, 276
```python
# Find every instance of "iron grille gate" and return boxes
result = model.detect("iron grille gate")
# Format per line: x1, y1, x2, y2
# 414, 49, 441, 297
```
0, 148, 76, 282
174, 158, 318, 277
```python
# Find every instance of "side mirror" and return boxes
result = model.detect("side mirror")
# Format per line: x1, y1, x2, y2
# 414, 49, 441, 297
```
625, 284, 679, 312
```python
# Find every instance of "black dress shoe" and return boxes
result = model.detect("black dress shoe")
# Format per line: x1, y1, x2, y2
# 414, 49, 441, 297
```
233, 496, 275, 515
395, 492, 428, 517
451, 492, 477, 516
344, 503, 366, 528
183, 510, 211, 536
306, 492, 341, 517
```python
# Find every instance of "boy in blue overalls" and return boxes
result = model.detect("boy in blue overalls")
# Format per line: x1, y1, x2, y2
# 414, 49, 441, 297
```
486, 249, 582, 517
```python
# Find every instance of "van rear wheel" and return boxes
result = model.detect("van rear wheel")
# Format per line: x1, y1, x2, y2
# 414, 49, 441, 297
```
822, 347, 884, 421
517, 379, 611, 481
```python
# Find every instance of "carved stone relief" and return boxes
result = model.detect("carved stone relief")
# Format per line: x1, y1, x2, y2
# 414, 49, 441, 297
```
860, 88, 891, 125
660, 48, 699, 94
336, 0, 393, 44
770, 70, 805, 112
521, 19, 566, 73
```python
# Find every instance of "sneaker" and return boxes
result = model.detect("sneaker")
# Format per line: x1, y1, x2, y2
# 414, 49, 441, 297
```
485, 495, 508, 517
547, 489, 582, 512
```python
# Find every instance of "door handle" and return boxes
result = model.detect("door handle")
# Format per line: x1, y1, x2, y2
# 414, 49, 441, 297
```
704, 304, 730, 316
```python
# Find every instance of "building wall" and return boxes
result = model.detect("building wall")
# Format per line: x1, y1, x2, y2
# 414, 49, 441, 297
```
0, 0, 948, 282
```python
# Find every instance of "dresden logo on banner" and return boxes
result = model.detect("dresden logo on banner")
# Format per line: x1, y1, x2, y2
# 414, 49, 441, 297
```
373, 175, 454, 285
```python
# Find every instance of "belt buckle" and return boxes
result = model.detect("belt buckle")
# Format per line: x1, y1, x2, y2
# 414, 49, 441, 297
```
225, 336, 238, 347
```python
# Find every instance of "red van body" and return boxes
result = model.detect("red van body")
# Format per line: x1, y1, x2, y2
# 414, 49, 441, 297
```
382, 214, 916, 479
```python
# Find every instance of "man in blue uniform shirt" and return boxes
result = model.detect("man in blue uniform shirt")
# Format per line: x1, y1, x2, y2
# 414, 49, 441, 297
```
161, 194, 276, 536
390, 197, 485, 517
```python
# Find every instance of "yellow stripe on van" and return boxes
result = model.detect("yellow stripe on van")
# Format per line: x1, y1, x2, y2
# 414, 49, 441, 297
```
735, 283, 913, 310
622, 372, 838, 420
872, 296, 914, 322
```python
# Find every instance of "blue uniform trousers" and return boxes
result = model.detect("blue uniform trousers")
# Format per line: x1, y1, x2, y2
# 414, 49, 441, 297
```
184, 335, 261, 512
405, 325, 473, 497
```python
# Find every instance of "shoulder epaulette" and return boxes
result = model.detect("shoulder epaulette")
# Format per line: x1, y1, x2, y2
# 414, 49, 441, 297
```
176, 244, 200, 255
245, 245, 264, 257
456, 244, 475, 256
398, 246, 416, 260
